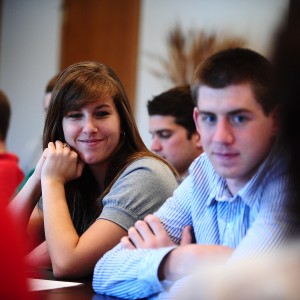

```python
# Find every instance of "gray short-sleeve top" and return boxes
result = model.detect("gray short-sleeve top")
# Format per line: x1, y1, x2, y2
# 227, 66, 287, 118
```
98, 157, 178, 230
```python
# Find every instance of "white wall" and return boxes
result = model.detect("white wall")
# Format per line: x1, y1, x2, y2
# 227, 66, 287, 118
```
0, 0, 61, 173
0, 0, 289, 173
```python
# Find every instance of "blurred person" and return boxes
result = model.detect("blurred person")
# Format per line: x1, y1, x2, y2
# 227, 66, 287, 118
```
0, 90, 24, 204
17, 74, 59, 191
147, 85, 203, 179
274, 0, 300, 211
21, 74, 59, 176
173, 242, 300, 300
9, 61, 179, 279
43, 74, 59, 114
0, 200, 35, 300
92, 48, 300, 299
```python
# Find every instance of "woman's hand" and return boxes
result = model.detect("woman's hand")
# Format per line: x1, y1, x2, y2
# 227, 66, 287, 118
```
41, 141, 85, 185
32, 148, 49, 182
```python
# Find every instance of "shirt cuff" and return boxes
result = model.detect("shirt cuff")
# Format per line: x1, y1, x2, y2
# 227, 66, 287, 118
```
139, 245, 178, 294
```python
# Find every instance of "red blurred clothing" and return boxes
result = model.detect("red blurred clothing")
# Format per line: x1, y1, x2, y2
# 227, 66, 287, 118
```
0, 152, 24, 204
0, 201, 36, 300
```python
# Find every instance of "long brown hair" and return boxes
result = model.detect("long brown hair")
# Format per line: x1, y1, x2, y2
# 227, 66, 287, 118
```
43, 61, 178, 234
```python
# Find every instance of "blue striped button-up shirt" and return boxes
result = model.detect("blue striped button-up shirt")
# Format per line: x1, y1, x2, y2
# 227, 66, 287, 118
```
93, 145, 300, 299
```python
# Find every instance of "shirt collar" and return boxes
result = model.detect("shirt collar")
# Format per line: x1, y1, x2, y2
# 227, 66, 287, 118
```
206, 143, 285, 208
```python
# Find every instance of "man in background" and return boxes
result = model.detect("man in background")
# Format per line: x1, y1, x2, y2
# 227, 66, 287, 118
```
147, 85, 203, 178
0, 90, 24, 203
22, 74, 58, 175
18, 74, 58, 190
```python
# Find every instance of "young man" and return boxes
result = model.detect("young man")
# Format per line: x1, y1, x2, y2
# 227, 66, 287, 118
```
92, 48, 300, 299
147, 85, 203, 178
0, 90, 24, 204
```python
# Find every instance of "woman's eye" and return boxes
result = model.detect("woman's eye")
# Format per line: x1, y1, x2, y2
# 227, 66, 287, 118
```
67, 112, 82, 119
95, 111, 110, 117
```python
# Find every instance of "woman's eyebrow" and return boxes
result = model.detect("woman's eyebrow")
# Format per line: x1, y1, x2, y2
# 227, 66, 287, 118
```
95, 103, 112, 109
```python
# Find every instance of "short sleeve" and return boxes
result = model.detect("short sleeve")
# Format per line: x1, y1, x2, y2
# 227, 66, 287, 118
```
99, 157, 179, 230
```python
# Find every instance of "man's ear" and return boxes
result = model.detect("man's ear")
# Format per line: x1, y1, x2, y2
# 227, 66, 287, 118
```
195, 132, 202, 148
270, 105, 280, 135
193, 107, 201, 135
191, 129, 202, 149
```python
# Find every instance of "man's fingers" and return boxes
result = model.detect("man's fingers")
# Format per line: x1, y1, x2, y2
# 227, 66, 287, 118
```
143, 214, 166, 236
127, 226, 145, 248
120, 236, 136, 249
134, 220, 156, 238
180, 225, 193, 245
123, 215, 175, 250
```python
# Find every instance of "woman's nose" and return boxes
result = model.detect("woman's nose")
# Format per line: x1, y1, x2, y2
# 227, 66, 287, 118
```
83, 118, 98, 134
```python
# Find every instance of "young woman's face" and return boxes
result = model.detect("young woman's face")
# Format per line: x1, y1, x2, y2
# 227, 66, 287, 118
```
62, 96, 121, 169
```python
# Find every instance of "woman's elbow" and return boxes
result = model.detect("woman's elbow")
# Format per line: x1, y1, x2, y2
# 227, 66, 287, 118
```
52, 260, 92, 279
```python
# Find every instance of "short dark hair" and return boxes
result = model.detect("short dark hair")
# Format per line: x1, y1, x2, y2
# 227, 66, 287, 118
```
147, 85, 196, 138
191, 48, 275, 115
0, 90, 11, 141
45, 74, 59, 93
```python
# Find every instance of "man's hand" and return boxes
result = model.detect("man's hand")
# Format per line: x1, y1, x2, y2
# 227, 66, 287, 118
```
159, 244, 234, 281
121, 214, 193, 249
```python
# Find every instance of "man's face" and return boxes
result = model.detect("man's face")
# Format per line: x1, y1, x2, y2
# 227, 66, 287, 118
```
43, 92, 52, 114
149, 115, 202, 177
193, 83, 278, 193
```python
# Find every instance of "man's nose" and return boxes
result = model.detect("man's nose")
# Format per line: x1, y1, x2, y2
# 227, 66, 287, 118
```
151, 136, 162, 152
212, 119, 235, 144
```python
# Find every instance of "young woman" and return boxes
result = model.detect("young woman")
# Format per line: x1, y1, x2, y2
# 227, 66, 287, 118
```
10, 61, 179, 279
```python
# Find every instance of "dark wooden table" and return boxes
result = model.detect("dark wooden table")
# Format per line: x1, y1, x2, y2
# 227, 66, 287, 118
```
29, 269, 119, 300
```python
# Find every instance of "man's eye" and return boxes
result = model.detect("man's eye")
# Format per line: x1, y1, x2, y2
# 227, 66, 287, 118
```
159, 132, 172, 139
230, 115, 247, 124
151, 132, 172, 139
201, 114, 216, 124
160, 134, 171, 139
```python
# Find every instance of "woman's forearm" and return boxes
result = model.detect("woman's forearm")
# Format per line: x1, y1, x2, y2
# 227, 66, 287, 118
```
42, 179, 81, 277
9, 173, 42, 227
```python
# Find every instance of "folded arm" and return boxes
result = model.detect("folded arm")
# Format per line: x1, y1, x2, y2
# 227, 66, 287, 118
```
93, 214, 232, 299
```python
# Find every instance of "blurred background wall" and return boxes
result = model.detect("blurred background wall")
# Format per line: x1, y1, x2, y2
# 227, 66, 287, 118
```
0, 0, 289, 173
